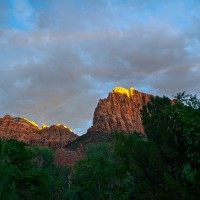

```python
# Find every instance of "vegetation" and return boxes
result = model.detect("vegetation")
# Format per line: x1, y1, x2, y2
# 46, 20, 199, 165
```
1, 92, 200, 199
0, 140, 70, 200
70, 143, 133, 200
139, 92, 200, 199
69, 92, 200, 199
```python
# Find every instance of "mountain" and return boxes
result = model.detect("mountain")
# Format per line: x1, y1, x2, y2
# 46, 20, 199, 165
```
0, 87, 156, 165
88, 87, 154, 134
0, 114, 78, 148
56, 87, 154, 165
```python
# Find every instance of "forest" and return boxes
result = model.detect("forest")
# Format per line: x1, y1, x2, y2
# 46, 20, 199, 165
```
1, 92, 200, 200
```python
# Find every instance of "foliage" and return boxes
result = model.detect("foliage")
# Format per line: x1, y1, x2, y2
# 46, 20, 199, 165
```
0, 139, 70, 200
138, 93, 200, 199
70, 142, 133, 200
31, 145, 55, 169
1, 92, 199, 200
71, 92, 200, 199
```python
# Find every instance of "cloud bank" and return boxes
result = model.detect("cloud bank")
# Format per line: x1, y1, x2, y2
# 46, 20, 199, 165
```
0, 0, 200, 134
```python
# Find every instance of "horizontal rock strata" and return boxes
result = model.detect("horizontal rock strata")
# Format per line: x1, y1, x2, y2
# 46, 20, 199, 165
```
0, 114, 78, 149
88, 87, 154, 134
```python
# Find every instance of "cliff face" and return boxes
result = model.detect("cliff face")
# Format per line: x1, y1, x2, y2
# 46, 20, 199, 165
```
88, 87, 154, 134
57, 87, 155, 166
0, 114, 78, 148
0, 115, 39, 143
0, 87, 155, 165
36, 125, 78, 148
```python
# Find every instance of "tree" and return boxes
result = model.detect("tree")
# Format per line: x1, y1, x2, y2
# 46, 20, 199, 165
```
70, 142, 133, 200
0, 139, 70, 200
114, 93, 200, 199
140, 93, 200, 199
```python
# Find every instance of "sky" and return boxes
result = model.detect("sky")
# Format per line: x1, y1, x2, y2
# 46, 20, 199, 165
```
0, 0, 200, 135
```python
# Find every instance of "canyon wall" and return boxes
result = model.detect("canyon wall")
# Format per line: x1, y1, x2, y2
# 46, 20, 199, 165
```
58, 87, 155, 165
0, 114, 78, 148
88, 87, 154, 134
0, 87, 156, 165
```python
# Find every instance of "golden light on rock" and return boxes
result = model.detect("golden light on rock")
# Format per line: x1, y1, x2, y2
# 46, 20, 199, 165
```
41, 124, 49, 129
23, 118, 39, 127
113, 86, 135, 98
22, 118, 73, 132
55, 124, 73, 132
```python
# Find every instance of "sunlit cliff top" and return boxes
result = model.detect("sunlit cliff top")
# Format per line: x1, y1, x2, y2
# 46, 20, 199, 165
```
55, 124, 73, 132
41, 124, 49, 129
113, 86, 135, 98
23, 118, 39, 128
22, 118, 73, 132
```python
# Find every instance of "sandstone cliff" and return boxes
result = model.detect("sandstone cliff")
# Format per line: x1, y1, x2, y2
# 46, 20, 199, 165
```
57, 87, 155, 165
0, 114, 78, 148
0, 87, 156, 165
88, 87, 154, 134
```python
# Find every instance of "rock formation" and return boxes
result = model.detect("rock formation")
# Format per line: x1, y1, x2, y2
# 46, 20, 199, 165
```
55, 147, 84, 166
58, 87, 155, 165
88, 86, 154, 134
36, 124, 77, 148
55, 131, 114, 165
0, 114, 78, 148
0, 87, 156, 165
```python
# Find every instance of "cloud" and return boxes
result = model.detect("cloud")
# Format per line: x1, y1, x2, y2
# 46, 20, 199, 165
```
0, 0, 200, 134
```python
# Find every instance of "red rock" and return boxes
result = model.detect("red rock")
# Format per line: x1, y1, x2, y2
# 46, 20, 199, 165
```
0, 87, 156, 166
55, 147, 84, 166
36, 125, 78, 148
58, 87, 155, 166
0, 115, 39, 143
88, 87, 154, 134
0, 115, 78, 149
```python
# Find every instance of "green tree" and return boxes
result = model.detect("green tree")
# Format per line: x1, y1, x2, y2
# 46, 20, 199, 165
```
70, 142, 133, 200
0, 139, 70, 200
140, 93, 200, 199
114, 132, 187, 200
0, 140, 30, 199
114, 93, 200, 199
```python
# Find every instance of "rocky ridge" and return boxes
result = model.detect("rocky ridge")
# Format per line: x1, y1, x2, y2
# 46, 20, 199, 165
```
0, 114, 78, 148
0, 87, 156, 165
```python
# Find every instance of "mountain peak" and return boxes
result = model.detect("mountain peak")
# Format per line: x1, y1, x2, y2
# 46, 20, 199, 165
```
57, 88, 155, 165
113, 86, 135, 98
88, 88, 154, 134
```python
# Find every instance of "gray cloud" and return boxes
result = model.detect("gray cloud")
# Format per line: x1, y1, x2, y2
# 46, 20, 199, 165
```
0, 0, 200, 134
